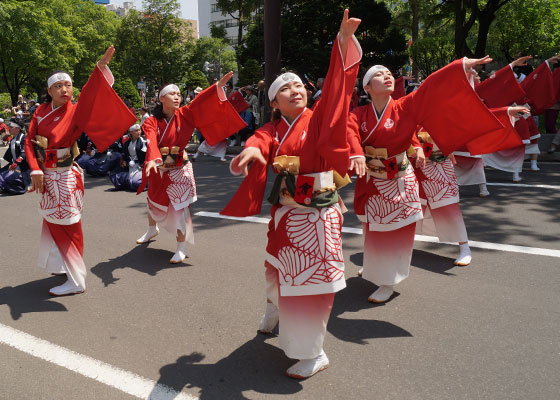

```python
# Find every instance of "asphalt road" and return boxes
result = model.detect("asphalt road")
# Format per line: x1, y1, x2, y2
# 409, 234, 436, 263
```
1, 153, 559, 400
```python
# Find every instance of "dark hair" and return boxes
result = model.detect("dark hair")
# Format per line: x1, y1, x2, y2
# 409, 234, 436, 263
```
270, 108, 282, 123
9, 117, 25, 129
45, 69, 72, 103
141, 106, 148, 112
152, 83, 173, 120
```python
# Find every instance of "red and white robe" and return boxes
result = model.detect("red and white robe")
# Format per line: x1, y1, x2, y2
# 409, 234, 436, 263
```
349, 59, 519, 286
222, 35, 361, 359
25, 65, 137, 287
141, 84, 245, 241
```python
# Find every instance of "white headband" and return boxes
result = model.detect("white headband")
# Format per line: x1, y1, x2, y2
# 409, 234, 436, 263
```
268, 73, 303, 101
362, 65, 390, 89
8, 121, 21, 129
128, 124, 141, 132
159, 84, 180, 100
47, 73, 72, 88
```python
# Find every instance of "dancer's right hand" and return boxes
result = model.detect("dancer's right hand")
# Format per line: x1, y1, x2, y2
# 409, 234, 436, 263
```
232, 147, 266, 176
30, 174, 43, 193
510, 55, 532, 68
145, 160, 158, 177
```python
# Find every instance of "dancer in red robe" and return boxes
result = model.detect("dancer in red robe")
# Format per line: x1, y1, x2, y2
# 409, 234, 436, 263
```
221, 10, 362, 379
25, 46, 137, 296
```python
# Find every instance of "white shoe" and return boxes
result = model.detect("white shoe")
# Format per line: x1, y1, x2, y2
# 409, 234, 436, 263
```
368, 285, 394, 303
136, 226, 159, 244
512, 172, 522, 183
454, 244, 472, 266
258, 303, 279, 334
49, 280, 85, 296
169, 242, 187, 264
357, 267, 363, 277
530, 166, 540, 172
286, 350, 329, 379
479, 189, 490, 197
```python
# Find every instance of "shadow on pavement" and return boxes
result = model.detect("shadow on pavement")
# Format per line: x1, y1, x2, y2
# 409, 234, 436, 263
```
91, 244, 191, 287
0, 276, 68, 320
150, 334, 302, 399
328, 276, 412, 345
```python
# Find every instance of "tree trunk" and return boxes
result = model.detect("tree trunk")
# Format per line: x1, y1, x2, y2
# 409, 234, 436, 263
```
264, 0, 281, 123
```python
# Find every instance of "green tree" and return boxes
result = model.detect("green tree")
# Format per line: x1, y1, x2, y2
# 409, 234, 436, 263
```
237, 58, 263, 86
210, 24, 228, 40
190, 37, 237, 82
0, 0, 79, 105
182, 69, 210, 90
487, 0, 560, 62
240, 0, 407, 82
115, 0, 195, 93
215, 0, 262, 49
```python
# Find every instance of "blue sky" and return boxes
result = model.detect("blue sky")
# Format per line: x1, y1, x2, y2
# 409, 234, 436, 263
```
110, 0, 199, 21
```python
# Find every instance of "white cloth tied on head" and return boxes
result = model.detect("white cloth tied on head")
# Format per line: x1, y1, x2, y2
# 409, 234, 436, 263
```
47, 73, 72, 88
128, 124, 141, 132
159, 84, 181, 100
362, 65, 390, 89
8, 121, 21, 129
268, 72, 303, 101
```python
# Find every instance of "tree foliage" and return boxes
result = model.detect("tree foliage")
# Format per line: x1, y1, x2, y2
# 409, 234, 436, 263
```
215, 0, 262, 48
240, 0, 407, 83
189, 37, 237, 82
237, 58, 263, 86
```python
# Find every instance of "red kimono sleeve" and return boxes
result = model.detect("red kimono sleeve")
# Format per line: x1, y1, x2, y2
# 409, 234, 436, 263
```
392, 76, 406, 100
24, 110, 41, 173
301, 34, 362, 176
403, 58, 506, 155
220, 127, 274, 217
475, 64, 526, 108
348, 113, 364, 158
553, 67, 560, 102
182, 84, 246, 146
74, 65, 137, 152
521, 61, 556, 114
142, 117, 162, 164
466, 107, 522, 155
228, 90, 250, 113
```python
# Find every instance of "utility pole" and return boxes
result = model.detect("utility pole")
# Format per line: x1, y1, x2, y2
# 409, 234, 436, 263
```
264, 0, 281, 122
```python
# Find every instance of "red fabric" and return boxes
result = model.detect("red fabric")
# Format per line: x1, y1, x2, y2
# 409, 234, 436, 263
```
25, 66, 136, 172
553, 67, 560, 100
521, 62, 555, 114
391, 76, 406, 100
466, 107, 523, 155
45, 220, 84, 257
221, 36, 360, 217
228, 90, 250, 113
475, 64, 526, 108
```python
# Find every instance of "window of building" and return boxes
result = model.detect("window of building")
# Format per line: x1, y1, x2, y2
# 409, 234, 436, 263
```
211, 4, 221, 13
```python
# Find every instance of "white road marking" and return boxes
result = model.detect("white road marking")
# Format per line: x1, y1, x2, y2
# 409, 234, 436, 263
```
195, 211, 560, 258
486, 182, 560, 190
0, 323, 197, 400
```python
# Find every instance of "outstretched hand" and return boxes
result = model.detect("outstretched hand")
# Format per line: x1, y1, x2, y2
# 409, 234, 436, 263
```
98, 45, 115, 70
511, 55, 532, 68
508, 105, 531, 118
218, 71, 234, 91
339, 9, 361, 39
547, 55, 560, 65
231, 147, 266, 176
464, 55, 492, 75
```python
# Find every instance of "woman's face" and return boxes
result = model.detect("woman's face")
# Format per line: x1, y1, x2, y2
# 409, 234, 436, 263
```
160, 90, 182, 111
271, 81, 307, 117
365, 69, 394, 96
8, 125, 21, 136
48, 80, 73, 107
129, 128, 141, 140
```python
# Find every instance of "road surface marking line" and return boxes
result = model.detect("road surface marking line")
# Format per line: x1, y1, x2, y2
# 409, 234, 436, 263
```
486, 182, 560, 189
195, 211, 560, 258
0, 323, 197, 400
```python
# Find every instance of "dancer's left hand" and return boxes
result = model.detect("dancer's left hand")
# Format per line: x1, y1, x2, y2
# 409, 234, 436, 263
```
349, 156, 366, 178
415, 147, 426, 168
98, 45, 115, 70
218, 71, 234, 92
464, 55, 492, 76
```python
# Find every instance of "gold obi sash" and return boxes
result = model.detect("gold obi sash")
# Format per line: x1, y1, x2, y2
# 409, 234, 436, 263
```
417, 131, 446, 162
32, 135, 79, 170
269, 155, 351, 207
159, 146, 187, 170
364, 146, 408, 179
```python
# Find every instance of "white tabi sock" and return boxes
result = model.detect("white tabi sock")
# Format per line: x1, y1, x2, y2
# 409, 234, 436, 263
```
49, 279, 85, 296
513, 171, 522, 183
530, 159, 539, 171
136, 225, 159, 244
286, 350, 329, 379
368, 285, 394, 303
455, 243, 472, 266
258, 302, 279, 334
479, 183, 490, 197
170, 241, 187, 264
